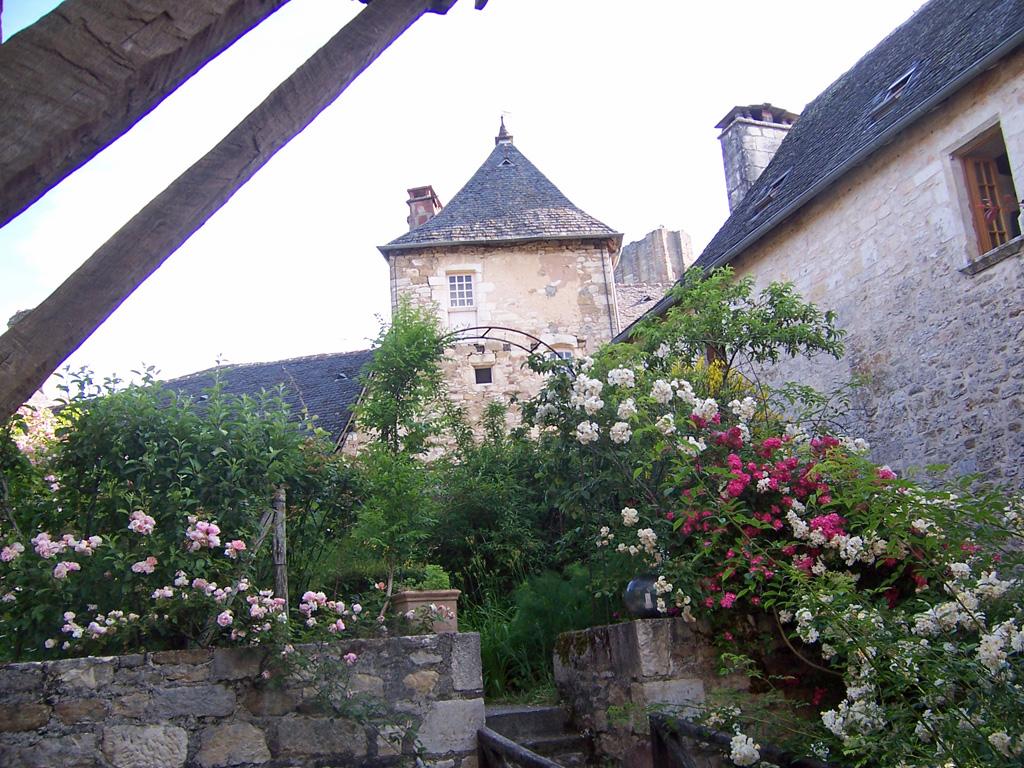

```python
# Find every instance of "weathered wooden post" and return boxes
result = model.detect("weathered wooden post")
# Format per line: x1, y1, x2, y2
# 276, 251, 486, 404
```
272, 485, 288, 613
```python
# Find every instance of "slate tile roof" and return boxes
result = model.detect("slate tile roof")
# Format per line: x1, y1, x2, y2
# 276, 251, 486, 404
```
380, 141, 620, 252
615, 283, 676, 328
164, 350, 373, 442
695, 0, 1024, 271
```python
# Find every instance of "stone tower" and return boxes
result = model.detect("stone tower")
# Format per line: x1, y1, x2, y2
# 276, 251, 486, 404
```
379, 121, 623, 426
717, 103, 798, 211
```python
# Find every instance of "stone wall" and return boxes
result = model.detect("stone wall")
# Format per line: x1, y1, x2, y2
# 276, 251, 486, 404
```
0, 633, 484, 768
553, 619, 745, 768
386, 239, 619, 429
732, 48, 1024, 488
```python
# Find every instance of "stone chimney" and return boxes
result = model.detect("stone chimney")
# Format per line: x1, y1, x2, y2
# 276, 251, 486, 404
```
406, 185, 442, 230
716, 103, 798, 212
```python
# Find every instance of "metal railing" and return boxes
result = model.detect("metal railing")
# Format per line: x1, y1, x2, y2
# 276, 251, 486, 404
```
650, 713, 836, 768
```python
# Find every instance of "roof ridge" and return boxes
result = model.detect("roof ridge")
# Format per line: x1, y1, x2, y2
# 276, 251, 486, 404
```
166, 349, 373, 383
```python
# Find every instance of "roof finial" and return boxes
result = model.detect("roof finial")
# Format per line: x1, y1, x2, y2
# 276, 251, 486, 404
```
495, 116, 513, 146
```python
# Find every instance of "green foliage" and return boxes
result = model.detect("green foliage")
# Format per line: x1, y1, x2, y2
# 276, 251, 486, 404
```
349, 445, 438, 595
462, 566, 612, 700
355, 298, 446, 455
400, 564, 451, 591
632, 266, 845, 378
0, 367, 358, 660
428, 405, 562, 603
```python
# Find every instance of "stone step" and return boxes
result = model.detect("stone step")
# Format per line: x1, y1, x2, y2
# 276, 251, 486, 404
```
520, 732, 588, 757
485, 704, 571, 740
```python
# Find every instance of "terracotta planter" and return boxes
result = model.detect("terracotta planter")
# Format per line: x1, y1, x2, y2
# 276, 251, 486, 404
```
391, 589, 461, 633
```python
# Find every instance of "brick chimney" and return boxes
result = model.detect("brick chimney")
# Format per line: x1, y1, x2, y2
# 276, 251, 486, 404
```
406, 185, 442, 230
716, 103, 798, 212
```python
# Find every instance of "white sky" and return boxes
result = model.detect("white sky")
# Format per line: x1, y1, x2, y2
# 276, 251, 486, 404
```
1, 0, 925, 389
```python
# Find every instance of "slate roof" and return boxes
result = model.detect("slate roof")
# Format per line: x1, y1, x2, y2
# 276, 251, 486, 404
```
615, 283, 676, 328
380, 140, 620, 252
613, 0, 1024, 342
695, 0, 1024, 271
164, 350, 373, 442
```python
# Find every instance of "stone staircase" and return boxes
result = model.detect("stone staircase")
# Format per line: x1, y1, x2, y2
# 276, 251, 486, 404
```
484, 704, 591, 766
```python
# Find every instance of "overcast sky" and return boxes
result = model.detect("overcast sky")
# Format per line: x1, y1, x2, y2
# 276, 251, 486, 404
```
1, 0, 925, 390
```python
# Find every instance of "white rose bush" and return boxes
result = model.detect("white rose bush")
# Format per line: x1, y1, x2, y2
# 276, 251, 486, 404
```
523, 268, 1023, 767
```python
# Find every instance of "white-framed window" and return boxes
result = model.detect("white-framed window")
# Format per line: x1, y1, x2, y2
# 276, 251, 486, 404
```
448, 273, 474, 308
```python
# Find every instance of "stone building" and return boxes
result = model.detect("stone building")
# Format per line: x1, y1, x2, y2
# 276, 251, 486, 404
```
377, 121, 626, 427
623, 0, 1024, 487
163, 124, 692, 445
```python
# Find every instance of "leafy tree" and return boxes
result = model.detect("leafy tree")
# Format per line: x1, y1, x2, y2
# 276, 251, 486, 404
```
354, 297, 446, 455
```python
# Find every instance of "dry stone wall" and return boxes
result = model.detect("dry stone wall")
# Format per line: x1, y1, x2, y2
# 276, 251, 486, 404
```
0, 632, 484, 768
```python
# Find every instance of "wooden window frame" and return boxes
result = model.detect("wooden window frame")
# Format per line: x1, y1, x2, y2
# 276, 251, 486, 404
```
955, 126, 1021, 257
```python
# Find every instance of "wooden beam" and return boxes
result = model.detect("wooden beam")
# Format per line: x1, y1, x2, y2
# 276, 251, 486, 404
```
0, 0, 452, 421
0, 0, 293, 229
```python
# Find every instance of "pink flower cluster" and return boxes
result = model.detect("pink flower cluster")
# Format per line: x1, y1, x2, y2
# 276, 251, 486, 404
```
809, 513, 847, 541
1, 542, 25, 562
223, 539, 247, 559
130, 556, 158, 575
52, 561, 81, 579
128, 510, 156, 535
185, 517, 221, 551
31, 532, 102, 558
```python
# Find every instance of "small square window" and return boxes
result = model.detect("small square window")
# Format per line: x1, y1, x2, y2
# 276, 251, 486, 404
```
956, 126, 1021, 255
448, 274, 474, 308
474, 367, 492, 385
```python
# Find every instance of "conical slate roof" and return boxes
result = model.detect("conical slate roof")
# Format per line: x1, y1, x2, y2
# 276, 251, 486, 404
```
380, 138, 619, 252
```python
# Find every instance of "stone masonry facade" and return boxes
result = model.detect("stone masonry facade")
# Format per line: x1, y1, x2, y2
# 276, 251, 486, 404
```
388, 239, 619, 428
732, 49, 1024, 487
0, 633, 484, 768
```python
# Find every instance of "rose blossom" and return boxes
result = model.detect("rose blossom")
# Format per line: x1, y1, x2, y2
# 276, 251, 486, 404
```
52, 561, 81, 579
224, 539, 247, 559
131, 556, 158, 575
127, 510, 156, 535
216, 610, 233, 627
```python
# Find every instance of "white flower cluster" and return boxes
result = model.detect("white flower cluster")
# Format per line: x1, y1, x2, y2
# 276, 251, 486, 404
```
976, 619, 1023, 677
655, 414, 676, 436
607, 367, 635, 388
595, 526, 615, 548
912, 569, 1017, 639
729, 732, 760, 766
617, 398, 637, 420
621, 507, 640, 526
575, 421, 600, 444
679, 436, 707, 456
692, 397, 719, 421
609, 421, 633, 444
838, 435, 871, 453
988, 731, 1024, 758
570, 374, 604, 414
728, 397, 757, 422
651, 379, 673, 405
637, 527, 658, 555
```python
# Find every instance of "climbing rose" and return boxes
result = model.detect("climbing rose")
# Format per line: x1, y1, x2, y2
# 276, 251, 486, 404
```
127, 510, 156, 535
216, 610, 233, 627
131, 557, 158, 575
52, 561, 81, 579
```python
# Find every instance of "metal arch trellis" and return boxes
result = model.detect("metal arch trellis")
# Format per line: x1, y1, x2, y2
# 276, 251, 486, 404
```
438, 325, 577, 375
